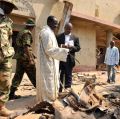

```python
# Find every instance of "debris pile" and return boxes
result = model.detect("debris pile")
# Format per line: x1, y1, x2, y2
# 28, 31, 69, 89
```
56, 74, 120, 119
72, 73, 97, 83
23, 101, 55, 119
11, 72, 120, 119
13, 101, 55, 119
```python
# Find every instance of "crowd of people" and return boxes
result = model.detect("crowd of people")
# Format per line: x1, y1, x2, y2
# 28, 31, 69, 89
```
0, 0, 119, 117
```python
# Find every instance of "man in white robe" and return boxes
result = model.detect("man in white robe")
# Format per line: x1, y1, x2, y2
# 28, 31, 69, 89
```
37, 16, 69, 103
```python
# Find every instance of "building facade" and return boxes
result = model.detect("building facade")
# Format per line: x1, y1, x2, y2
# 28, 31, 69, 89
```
11, 0, 120, 72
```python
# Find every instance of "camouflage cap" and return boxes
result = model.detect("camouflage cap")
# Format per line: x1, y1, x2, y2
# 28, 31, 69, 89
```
0, 8, 4, 15
0, 0, 18, 10
25, 18, 35, 26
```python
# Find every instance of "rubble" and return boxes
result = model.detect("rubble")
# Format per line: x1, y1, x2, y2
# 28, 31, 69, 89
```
72, 73, 97, 83
4, 72, 120, 119
55, 73, 120, 119
22, 101, 55, 119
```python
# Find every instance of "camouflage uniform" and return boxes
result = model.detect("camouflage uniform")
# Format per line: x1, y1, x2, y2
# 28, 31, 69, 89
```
11, 29, 36, 94
0, 16, 14, 105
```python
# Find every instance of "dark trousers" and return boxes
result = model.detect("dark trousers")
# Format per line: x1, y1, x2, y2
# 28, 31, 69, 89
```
59, 62, 73, 92
11, 59, 36, 93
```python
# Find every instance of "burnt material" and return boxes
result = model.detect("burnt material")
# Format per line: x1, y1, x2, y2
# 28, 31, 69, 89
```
24, 101, 55, 115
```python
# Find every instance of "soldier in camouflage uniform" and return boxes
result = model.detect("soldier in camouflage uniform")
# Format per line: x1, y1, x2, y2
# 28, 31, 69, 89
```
0, 0, 18, 117
9, 18, 36, 99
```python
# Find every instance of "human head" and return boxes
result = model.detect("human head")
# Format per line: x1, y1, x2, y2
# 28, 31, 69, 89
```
47, 16, 58, 31
25, 18, 35, 30
100, 48, 103, 53
0, 0, 18, 15
110, 40, 115, 48
64, 22, 73, 35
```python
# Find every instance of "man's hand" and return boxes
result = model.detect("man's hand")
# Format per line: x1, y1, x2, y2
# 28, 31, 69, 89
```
61, 44, 73, 49
113, 64, 119, 71
61, 44, 69, 49
67, 44, 73, 49
115, 64, 119, 68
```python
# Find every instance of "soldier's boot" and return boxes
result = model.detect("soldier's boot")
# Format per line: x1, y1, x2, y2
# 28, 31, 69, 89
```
0, 105, 14, 117
9, 87, 21, 100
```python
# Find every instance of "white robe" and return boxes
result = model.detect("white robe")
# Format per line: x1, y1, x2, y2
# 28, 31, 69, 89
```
36, 25, 69, 103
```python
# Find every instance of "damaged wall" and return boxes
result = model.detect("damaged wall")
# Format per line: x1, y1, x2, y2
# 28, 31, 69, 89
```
71, 20, 96, 71
66, 0, 120, 71
66, 0, 120, 25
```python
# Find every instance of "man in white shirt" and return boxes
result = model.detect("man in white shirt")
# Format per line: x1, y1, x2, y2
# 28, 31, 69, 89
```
104, 41, 119, 83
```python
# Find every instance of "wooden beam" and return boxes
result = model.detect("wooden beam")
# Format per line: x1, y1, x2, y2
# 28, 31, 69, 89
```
58, 1, 73, 34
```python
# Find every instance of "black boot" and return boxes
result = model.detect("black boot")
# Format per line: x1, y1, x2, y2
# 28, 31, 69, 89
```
9, 87, 21, 100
